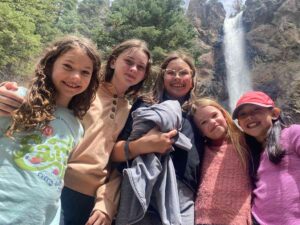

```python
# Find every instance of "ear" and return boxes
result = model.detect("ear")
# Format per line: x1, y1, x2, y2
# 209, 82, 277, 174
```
110, 59, 116, 69
271, 107, 281, 120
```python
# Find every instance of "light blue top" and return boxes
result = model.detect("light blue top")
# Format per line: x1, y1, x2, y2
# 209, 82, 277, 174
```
0, 87, 83, 225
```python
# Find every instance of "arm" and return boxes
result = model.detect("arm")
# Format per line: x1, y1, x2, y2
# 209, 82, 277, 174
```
111, 127, 177, 162
86, 169, 121, 225
0, 82, 23, 116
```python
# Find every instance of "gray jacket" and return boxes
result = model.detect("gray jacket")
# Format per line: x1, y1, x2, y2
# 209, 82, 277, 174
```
116, 100, 192, 225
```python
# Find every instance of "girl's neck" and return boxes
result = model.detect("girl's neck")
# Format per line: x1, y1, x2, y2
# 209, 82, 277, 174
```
207, 136, 228, 147
110, 78, 126, 97
56, 96, 69, 108
163, 92, 188, 105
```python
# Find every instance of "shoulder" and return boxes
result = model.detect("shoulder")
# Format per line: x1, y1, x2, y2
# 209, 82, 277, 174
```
53, 107, 84, 141
282, 124, 300, 138
281, 124, 300, 155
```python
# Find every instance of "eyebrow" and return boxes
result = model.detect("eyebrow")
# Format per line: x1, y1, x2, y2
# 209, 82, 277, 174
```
126, 56, 147, 66
64, 59, 93, 70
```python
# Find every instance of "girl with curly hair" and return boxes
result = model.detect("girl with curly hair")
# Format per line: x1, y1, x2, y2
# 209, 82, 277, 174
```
0, 35, 101, 224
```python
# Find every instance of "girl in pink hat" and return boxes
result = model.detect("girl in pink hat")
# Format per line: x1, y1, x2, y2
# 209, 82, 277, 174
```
233, 91, 300, 225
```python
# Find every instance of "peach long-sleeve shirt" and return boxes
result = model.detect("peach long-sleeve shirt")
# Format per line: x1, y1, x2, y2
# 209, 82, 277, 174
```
64, 82, 130, 220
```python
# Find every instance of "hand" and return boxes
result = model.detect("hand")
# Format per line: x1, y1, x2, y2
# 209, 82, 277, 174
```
0, 82, 23, 116
138, 127, 178, 154
85, 210, 111, 225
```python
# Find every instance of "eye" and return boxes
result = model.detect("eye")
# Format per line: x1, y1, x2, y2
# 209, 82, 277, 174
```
165, 69, 175, 76
178, 69, 190, 77
212, 112, 218, 118
81, 70, 92, 77
63, 64, 72, 70
124, 59, 134, 66
137, 64, 146, 72
237, 111, 247, 119
200, 120, 207, 125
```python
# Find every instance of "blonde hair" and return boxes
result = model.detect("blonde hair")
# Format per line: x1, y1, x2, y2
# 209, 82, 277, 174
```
190, 98, 249, 168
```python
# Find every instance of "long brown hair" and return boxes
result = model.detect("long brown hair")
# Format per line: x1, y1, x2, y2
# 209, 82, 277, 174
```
7, 35, 101, 135
190, 97, 249, 168
142, 50, 197, 105
103, 39, 152, 98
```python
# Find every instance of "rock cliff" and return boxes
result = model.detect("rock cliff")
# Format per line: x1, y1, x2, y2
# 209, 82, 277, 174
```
187, 0, 300, 122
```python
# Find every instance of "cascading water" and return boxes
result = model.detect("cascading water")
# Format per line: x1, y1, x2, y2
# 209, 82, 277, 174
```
223, 11, 252, 112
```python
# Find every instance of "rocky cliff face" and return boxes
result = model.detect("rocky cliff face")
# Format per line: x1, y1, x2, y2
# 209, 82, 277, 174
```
187, 0, 227, 100
187, 0, 300, 122
244, 0, 300, 122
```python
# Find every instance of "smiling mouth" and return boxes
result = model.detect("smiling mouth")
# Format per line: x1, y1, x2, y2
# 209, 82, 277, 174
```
247, 122, 259, 128
171, 83, 184, 88
125, 74, 136, 81
63, 81, 80, 89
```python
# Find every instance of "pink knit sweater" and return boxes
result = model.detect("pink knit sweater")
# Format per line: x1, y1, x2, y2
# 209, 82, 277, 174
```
195, 141, 252, 225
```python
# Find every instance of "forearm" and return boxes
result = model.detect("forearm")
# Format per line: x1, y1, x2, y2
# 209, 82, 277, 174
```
111, 139, 147, 162
93, 169, 121, 221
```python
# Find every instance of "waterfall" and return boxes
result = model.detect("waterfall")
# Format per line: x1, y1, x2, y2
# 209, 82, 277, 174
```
223, 11, 252, 112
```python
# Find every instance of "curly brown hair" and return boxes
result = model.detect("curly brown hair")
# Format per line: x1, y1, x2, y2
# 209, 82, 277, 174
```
103, 39, 152, 98
7, 35, 101, 135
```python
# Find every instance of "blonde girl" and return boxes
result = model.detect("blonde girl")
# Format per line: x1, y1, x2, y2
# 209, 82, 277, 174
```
190, 98, 252, 225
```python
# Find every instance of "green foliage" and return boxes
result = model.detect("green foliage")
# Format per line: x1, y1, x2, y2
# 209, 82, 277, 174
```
0, 1, 41, 78
107, 0, 197, 63
0, 0, 198, 82
55, 0, 80, 34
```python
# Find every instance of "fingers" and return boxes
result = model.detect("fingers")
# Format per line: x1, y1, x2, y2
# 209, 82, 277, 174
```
0, 86, 24, 114
85, 210, 110, 225
4, 82, 18, 90
166, 129, 177, 139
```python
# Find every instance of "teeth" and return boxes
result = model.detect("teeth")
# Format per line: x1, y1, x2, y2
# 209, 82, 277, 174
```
171, 84, 184, 87
248, 122, 258, 128
64, 82, 79, 88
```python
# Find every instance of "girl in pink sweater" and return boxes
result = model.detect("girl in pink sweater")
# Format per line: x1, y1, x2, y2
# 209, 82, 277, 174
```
190, 98, 252, 225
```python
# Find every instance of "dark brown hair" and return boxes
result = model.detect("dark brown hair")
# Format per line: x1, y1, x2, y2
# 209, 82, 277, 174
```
7, 35, 101, 135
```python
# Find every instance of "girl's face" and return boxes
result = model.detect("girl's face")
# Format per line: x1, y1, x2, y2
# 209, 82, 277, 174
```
52, 47, 93, 107
163, 58, 193, 99
110, 48, 148, 95
193, 105, 228, 141
237, 104, 279, 143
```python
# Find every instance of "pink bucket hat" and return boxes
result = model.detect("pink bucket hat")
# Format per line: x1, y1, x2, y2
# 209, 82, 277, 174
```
232, 91, 275, 119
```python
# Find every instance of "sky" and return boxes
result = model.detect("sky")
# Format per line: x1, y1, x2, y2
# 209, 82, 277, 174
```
185, 0, 244, 15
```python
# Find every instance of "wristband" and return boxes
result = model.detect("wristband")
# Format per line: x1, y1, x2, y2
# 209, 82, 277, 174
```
124, 140, 131, 168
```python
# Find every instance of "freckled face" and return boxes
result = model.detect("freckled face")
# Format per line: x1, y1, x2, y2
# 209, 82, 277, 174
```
163, 58, 193, 99
193, 105, 228, 141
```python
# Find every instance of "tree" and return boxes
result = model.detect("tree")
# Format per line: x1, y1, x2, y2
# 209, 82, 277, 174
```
0, 1, 41, 78
105, 0, 197, 63
55, 0, 80, 34
77, 0, 112, 54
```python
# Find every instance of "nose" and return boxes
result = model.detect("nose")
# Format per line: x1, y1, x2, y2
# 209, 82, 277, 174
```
70, 71, 81, 80
207, 119, 217, 130
129, 64, 138, 72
